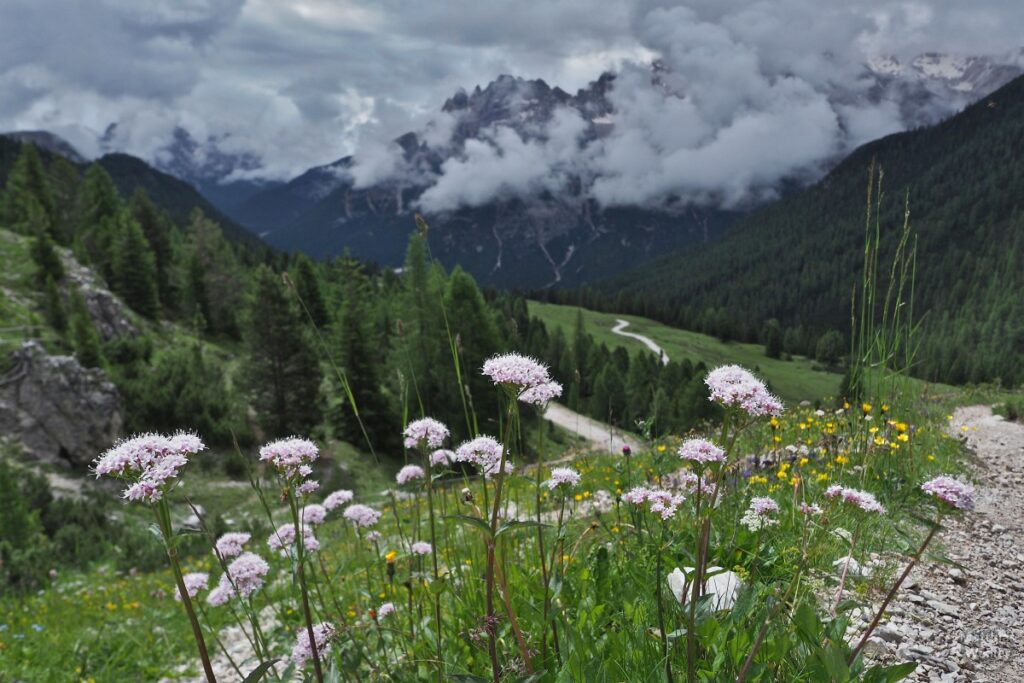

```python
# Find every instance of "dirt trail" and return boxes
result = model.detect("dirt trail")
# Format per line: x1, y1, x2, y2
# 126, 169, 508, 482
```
861, 406, 1024, 682
543, 402, 641, 454
611, 319, 669, 365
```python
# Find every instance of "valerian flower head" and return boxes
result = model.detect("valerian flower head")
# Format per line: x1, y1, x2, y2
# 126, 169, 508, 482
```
403, 418, 450, 450
921, 475, 975, 510
267, 524, 319, 557
259, 437, 319, 480
323, 489, 354, 511
519, 381, 563, 406
411, 541, 432, 555
677, 438, 726, 465
214, 532, 251, 559
545, 467, 582, 490
749, 496, 780, 516
291, 622, 335, 668
429, 449, 455, 467
482, 353, 551, 390
824, 485, 886, 514
177, 573, 209, 601
455, 435, 512, 479
705, 365, 783, 417
302, 504, 327, 526
377, 602, 396, 619
212, 552, 270, 602
343, 503, 382, 529
396, 464, 426, 486
94, 431, 206, 503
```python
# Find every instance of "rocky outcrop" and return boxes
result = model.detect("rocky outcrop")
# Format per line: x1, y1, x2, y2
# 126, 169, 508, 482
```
59, 249, 137, 341
0, 341, 122, 468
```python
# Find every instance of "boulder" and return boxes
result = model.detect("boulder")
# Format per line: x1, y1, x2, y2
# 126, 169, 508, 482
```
60, 249, 137, 341
0, 341, 122, 468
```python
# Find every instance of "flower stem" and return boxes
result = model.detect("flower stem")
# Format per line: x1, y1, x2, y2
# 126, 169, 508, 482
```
289, 493, 324, 683
656, 526, 674, 683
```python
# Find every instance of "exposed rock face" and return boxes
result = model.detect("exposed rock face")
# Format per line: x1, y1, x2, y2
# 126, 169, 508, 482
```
59, 249, 137, 341
0, 341, 122, 468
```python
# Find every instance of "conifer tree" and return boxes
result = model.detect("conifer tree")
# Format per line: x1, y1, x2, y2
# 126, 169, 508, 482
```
29, 209, 65, 286
130, 188, 174, 308
761, 319, 783, 359
245, 266, 322, 437
292, 253, 329, 327
0, 144, 57, 238
42, 276, 67, 336
69, 289, 103, 368
74, 164, 122, 277
111, 209, 160, 319
333, 260, 393, 448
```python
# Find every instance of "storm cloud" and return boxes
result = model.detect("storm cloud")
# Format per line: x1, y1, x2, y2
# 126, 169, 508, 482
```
2, 0, 1023, 206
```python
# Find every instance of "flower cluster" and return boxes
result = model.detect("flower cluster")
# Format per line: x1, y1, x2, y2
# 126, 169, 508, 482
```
411, 541, 432, 555
519, 381, 564, 406
377, 602, 396, 619
677, 438, 726, 465
623, 486, 687, 520
396, 464, 426, 486
343, 503, 382, 529
799, 502, 823, 516
267, 523, 320, 557
403, 418, 450, 450
748, 496, 780, 516
302, 504, 327, 526
545, 467, 581, 490
705, 365, 783, 417
740, 497, 781, 531
214, 532, 251, 559
323, 489, 354, 511
455, 436, 513, 479
921, 475, 975, 510
208, 552, 270, 605
430, 449, 455, 467
292, 622, 335, 668
177, 573, 209, 601
94, 432, 206, 503
824, 485, 887, 514
258, 437, 319, 479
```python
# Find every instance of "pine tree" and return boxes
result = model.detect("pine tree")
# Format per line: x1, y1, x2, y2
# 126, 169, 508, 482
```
111, 209, 160, 318
245, 266, 322, 437
0, 144, 57, 238
29, 208, 65, 286
49, 156, 80, 243
292, 253, 329, 327
69, 290, 103, 368
74, 164, 122, 277
130, 188, 174, 308
761, 319, 783, 359
332, 260, 393, 449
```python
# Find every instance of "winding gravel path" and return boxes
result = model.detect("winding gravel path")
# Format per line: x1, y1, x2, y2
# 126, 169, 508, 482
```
612, 319, 669, 365
859, 406, 1024, 682
543, 402, 641, 453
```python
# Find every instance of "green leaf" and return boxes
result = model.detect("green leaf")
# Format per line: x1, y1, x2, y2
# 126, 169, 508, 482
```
862, 662, 918, 683
242, 660, 279, 683
443, 514, 493, 538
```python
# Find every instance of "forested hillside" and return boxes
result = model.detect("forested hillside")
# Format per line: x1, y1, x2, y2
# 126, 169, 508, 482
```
568, 74, 1024, 387
0, 141, 720, 467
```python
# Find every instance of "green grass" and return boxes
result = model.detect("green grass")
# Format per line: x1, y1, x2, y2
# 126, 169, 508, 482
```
529, 300, 842, 403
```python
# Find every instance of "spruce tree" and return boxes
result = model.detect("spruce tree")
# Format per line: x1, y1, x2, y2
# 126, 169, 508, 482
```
29, 207, 65, 286
761, 319, 783, 359
245, 266, 322, 437
292, 253, 329, 327
74, 164, 122, 277
69, 290, 103, 368
130, 188, 174, 308
42, 276, 67, 336
333, 260, 393, 449
0, 143, 57, 238
111, 209, 160, 319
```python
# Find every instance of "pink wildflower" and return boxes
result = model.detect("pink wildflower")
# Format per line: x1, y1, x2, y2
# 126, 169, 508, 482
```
377, 602, 396, 619
267, 524, 319, 557
921, 476, 975, 510
396, 464, 426, 486
429, 449, 455, 467
455, 436, 512, 479
677, 438, 726, 465
258, 437, 319, 479
799, 502, 823, 515
824, 485, 886, 514
224, 552, 269, 598
411, 541, 432, 555
404, 418, 450, 450
177, 572, 208, 600
545, 467, 581, 490
302, 504, 327, 526
705, 365, 783, 417
291, 622, 335, 668
749, 497, 780, 516
519, 381, 563, 406
482, 353, 551, 389
95, 432, 205, 503
344, 503, 382, 529
214, 532, 251, 559
323, 489, 354, 511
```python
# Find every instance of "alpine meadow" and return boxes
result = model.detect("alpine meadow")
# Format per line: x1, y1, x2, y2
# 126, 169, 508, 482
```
1, 3, 1023, 683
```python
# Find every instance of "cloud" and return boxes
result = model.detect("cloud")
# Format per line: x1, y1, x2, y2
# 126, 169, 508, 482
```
1, 0, 1023, 198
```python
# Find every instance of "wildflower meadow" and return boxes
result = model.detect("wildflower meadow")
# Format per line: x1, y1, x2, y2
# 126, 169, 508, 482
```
2, 349, 977, 683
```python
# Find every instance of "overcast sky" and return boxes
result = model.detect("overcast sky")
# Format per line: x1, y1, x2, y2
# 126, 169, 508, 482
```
2, 0, 1023, 198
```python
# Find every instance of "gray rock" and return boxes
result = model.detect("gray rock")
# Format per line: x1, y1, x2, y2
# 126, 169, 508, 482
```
60, 249, 137, 341
0, 341, 122, 467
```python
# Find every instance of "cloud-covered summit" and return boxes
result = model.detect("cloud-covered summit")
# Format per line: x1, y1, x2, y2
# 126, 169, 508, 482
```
2, 1, 1022, 210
